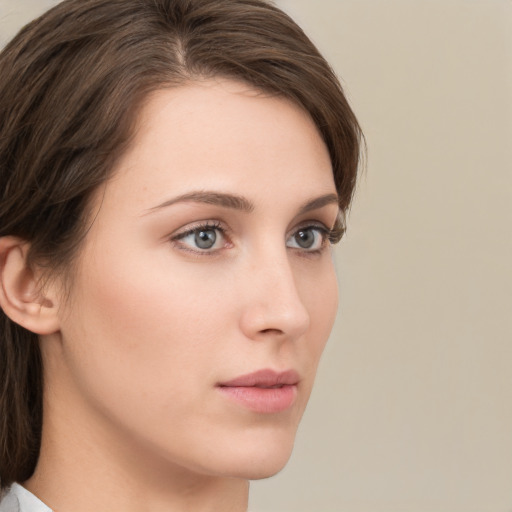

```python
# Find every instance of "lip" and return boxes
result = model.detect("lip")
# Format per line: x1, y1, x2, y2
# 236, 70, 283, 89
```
217, 369, 300, 413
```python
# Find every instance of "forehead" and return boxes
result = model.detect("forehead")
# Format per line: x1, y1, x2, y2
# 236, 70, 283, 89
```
99, 78, 335, 215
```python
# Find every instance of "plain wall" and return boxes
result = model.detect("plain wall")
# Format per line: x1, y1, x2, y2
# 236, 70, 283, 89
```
1, 1, 511, 511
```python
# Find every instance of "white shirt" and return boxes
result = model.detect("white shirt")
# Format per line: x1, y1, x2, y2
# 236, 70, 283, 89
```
0, 484, 51, 512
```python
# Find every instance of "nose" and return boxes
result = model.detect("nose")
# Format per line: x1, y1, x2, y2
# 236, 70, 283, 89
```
238, 248, 311, 342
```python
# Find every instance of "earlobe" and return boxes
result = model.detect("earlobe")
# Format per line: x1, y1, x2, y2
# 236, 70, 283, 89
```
0, 236, 60, 335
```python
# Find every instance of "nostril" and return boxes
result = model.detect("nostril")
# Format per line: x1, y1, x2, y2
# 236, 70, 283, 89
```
259, 328, 283, 335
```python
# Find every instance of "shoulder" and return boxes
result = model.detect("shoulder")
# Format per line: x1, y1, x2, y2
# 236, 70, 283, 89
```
0, 484, 52, 512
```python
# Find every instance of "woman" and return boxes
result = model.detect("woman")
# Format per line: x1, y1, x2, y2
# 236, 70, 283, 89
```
0, 0, 362, 510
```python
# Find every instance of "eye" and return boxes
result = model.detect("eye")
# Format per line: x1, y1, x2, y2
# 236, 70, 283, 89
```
286, 226, 328, 251
172, 222, 227, 252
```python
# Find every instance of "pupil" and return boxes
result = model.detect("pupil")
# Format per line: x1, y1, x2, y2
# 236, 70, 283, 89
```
296, 229, 314, 248
195, 229, 216, 249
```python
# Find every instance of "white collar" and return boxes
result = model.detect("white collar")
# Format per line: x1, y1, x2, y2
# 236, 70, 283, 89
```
0, 484, 52, 512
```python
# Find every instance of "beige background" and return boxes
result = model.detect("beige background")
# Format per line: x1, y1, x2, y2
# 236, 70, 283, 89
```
1, 1, 511, 511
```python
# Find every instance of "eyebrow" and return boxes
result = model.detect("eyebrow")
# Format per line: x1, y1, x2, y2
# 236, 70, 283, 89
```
144, 191, 339, 216
145, 191, 254, 214
297, 193, 339, 215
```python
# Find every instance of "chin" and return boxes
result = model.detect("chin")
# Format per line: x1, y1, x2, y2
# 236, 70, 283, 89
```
209, 425, 298, 481
219, 450, 294, 481
243, 458, 292, 481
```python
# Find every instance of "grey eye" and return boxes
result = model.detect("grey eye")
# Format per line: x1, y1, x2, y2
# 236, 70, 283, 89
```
195, 229, 217, 249
286, 226, 325, 251
174, 224, 225, 252
295, 229, 315, 249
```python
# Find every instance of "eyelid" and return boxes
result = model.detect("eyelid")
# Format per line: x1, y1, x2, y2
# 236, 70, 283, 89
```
290, 220, 338, 243
170, 220, 232, 255
172, 220, 224, 240
302, 211, 345, 245
288, 215, 346, 252
291, 219, 328, 232
283, 223, 333, 256
168, 215, 343, 256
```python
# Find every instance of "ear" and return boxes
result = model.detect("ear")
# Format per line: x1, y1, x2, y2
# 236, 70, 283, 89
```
0, 236, 60, 335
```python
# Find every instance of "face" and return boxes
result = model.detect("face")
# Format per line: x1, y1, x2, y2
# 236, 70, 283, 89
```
48, 79, 339, 480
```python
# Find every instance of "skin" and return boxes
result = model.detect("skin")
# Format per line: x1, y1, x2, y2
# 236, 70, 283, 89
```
20, 79, 340, 512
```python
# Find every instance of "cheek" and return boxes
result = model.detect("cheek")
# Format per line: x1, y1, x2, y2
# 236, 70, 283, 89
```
305, 257, 338, 334
53, 237, 338, 478
59, 246, 229, 417
294, 256, 339, 378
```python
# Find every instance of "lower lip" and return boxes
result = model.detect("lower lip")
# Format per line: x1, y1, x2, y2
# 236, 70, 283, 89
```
218, 385, 297, 413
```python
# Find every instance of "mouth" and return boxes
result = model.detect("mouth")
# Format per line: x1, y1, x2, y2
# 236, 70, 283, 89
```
217, 369, 300, 413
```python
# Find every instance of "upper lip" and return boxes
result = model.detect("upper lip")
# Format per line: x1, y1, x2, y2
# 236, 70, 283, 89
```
218, 369, 300, 388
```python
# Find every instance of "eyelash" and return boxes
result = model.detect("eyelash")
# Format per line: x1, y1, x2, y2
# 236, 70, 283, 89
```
170, 220, 344, 256
171, 221, 228, 255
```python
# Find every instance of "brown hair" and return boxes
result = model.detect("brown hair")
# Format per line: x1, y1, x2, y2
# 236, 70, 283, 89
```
0, 0, 362, 488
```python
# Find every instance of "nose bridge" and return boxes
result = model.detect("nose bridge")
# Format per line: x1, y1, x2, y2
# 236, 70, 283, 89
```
239, 244, 310, 340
